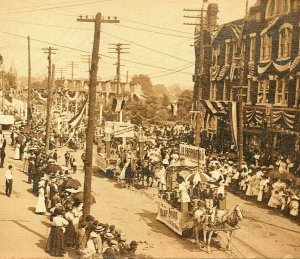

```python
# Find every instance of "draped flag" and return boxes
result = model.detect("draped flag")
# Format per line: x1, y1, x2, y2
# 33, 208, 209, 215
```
228, 101, 238, 149
217, 64, 230, 81
67, 96, 88, 129
200, 100, 228, 116
171, 102, 178, 117
112, 98, 126, 112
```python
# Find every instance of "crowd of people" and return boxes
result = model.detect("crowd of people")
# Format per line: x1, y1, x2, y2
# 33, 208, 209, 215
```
4, 117, 139, 258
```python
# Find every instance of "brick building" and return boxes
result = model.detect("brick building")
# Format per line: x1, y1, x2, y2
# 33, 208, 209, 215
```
194, 0, 300, 156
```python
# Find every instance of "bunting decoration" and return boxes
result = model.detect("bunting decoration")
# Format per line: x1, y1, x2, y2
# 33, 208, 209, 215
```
217, 64, 230, 81
258, 60, 291, 75
65, 91, 80, 101
210, 65, 220, 81
290, 56, 300, 72
200, 100, 228, 116
249, 63, 255, 78
245, 108, 264, 124
230, 24, 243, 41
67, 97, 88, 129
258, 61, 272, 75
273, 111, 296, 129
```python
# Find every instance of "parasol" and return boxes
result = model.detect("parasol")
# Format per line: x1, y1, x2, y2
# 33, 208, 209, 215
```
63, 178, 81, 189
186, 172, 212, 184
73, 192, 96, 204
280, 172, 297, 181
47, 164, 62, 173
267, 169, 282, 178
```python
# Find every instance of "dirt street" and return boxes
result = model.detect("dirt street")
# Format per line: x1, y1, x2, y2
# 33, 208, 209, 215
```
0, 142, 300, 258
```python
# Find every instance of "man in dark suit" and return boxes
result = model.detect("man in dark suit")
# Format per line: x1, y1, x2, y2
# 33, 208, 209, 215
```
0, 148, 5, 168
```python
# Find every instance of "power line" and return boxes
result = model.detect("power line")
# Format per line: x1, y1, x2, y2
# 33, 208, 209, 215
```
120, 17, 193, 35
0, 30, 192, 75
112, 23, 193, 39
1, 18, 193, 63
0, 0, 111, 15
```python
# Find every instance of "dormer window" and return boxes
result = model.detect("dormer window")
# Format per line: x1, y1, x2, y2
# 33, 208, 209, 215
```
266, 0, 291, 19
278, 24, 293, 59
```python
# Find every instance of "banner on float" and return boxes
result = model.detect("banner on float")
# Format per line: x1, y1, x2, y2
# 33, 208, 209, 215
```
156, 199, 183, 235
0, 115, 15, 125
179, 144, 206, 164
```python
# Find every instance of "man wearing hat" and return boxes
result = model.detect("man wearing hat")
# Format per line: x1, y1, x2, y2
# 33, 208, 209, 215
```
5, 165, 13, 197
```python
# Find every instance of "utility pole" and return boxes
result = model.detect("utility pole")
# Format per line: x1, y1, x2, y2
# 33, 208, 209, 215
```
109, 43, 129, 122
43, 46, 57, 153
67, 61, 79, 88
78, 13, 120, 218
27, 36, 32, 125
0, 54, 3, 114
184, 2, 208, 146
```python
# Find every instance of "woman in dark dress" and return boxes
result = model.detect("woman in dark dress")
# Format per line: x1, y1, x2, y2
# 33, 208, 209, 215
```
46, 208, 69, 257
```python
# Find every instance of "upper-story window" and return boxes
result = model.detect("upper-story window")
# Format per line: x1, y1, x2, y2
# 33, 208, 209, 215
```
249, 36, 256, 62
260, 34, 272, 61
225, 41, 233, 64
257, 80, 270, 104
275, 77, 288, 105
278, 25, 293, 59
212, 45, 220, 66
266, 0, 291, 19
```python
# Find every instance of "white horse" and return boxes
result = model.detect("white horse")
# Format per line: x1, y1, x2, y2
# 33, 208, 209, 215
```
194, 204, 243, 253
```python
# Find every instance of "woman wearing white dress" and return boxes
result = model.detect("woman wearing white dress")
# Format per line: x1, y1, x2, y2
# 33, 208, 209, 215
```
14, 142, 20, 160
36, 180, 47, 215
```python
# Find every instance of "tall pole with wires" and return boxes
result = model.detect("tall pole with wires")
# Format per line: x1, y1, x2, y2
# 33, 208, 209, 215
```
78, 14, 120, 218
43, 46, 57, 153
109, 43, 129, 122
184, 2, 207, 147
27, 36, 32, 125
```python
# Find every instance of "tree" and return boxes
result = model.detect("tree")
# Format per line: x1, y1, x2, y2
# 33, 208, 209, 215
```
130, 74, 153, 95
177, 89, 193, 123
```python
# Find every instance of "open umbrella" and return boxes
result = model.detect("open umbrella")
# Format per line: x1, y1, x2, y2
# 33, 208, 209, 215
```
280, 172, 297, 181
73, 192, 96, 204
63, 178, 81, 189
47, 164, 62, 173
32, 132, 44, 139
267, 169, 282, 178
186, 172, 212, 184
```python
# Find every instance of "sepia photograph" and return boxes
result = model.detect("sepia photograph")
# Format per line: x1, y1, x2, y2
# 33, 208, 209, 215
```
0, 0, 300, 258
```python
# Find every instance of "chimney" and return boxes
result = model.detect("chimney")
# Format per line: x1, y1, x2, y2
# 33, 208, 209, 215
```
207, 3, 219, 28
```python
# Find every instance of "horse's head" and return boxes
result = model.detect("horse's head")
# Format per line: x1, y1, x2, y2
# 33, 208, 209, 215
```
234, 205, 244, 221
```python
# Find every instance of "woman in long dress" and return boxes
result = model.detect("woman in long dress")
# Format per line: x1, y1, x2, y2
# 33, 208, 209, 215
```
46, 208, 69, 257
35, 182, 47, 215
14, 142, 20, 160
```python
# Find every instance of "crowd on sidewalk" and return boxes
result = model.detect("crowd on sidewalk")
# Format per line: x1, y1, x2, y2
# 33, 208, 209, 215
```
3, 121, 139, 259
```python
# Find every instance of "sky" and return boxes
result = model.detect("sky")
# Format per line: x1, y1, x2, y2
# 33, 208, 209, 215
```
0, 0, 256, 89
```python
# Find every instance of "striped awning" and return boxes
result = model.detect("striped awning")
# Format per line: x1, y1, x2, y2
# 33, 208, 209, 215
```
200, 100, 228, 116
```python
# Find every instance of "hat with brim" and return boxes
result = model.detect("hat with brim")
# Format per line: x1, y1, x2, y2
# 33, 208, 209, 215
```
105, 233, 114, 239
65, 188, 79, 194
120, 233, 127, 241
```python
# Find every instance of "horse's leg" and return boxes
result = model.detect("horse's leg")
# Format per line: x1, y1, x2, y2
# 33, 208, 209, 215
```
207, 231, 214, 254
226, 231, 233, 251
194, 224, 199, 245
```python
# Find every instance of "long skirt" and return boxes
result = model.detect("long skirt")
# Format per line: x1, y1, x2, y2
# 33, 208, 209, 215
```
35, 194, 46, 213
65, 221, 77, 247
46, 226, 66, 256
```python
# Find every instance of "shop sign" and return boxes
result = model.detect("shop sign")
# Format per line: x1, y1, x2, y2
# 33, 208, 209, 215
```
156, 199, 183, 235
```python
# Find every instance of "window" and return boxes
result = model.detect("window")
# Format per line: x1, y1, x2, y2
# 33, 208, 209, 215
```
257, 80, 270, 104
241, 42, 246, 61
278, 26, 292, 58
266, 0, 291, 19
275, 78, 288, 105
260, 34, 272, 61
250, 36, 256, 62
212, 45, 219, 66
225, 41, 233, 64
210, 82, 217, 100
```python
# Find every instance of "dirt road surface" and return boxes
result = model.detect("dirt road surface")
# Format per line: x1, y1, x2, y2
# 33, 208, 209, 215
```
0, 142, 299, 258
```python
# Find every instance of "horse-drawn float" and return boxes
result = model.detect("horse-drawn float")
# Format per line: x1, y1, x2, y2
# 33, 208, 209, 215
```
156, 144, 243, 253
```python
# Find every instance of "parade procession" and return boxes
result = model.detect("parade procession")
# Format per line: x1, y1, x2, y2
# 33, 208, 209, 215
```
1, 0, 300, 258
